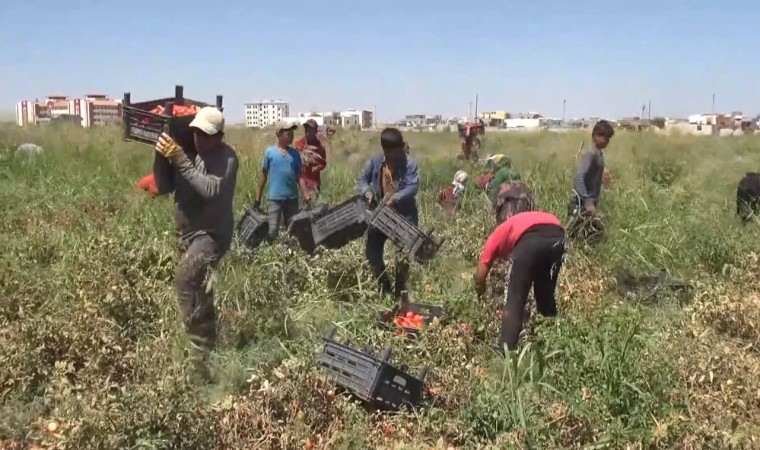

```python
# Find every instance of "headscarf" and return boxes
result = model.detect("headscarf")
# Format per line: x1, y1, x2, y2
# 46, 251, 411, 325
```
452, 170, 468, 198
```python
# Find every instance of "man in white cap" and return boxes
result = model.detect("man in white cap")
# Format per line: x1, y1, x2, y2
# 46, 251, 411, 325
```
153, 106, 239, 353
255, 120, 311, 242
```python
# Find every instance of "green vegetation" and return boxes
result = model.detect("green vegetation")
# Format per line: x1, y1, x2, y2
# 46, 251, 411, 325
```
1, 124, 759, 449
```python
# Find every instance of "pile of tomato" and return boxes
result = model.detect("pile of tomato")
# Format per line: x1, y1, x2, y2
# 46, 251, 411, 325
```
394, 311, 426, 330
149, 104, 199, 116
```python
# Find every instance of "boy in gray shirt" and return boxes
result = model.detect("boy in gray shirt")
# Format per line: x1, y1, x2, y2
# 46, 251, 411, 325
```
569, 120, 614, 217
153, 106, 239, 352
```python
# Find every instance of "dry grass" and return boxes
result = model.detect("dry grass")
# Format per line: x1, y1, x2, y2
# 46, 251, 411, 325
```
1, 123, 759, 449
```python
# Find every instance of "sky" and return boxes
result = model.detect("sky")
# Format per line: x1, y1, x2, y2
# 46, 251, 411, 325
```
2, 0, 759, 123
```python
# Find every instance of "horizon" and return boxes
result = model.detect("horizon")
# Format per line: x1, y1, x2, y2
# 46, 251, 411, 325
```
2, 1, 759, 123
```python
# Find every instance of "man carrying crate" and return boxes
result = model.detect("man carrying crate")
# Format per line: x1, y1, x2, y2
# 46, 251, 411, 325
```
357, 128, 420, 298
152, 106, 239, 353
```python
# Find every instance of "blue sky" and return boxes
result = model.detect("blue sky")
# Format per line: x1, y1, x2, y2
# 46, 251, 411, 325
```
2, 0, 759, 123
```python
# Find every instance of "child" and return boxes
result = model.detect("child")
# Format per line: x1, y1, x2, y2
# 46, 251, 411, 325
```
569, 120, 614, 217
357, 128, 420, 298
255, 121, 311, 243
474, 203, 566, 352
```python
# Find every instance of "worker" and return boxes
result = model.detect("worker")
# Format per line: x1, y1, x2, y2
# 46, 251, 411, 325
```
569, 120, 614, 218
294, 119, 327, 202
487, 156, 522, 199
254, 121, 312, 243
153, 106, 239, 353
437, 170, 469, 211
493, 181, 534, 224
357, 128, 420, 298
136, 173, 158, 197
474, 206, 566, 353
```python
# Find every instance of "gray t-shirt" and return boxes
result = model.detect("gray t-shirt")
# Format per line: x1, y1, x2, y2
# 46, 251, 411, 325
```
572, 145, 605, 205
153, 143, 239, 251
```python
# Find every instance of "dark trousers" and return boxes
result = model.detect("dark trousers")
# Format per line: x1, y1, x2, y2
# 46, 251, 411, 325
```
366, 228, 409, 298
501, 224, 566, 350
267, 199, 300, 242
175, 233, 226, 351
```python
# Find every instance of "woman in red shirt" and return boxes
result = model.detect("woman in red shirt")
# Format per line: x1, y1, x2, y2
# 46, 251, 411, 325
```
474, 205, 566, 352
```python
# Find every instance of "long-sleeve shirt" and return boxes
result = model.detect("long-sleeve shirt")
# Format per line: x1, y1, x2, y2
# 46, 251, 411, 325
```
294, 136, 327, 191
356, 153, 420, 225
572, 145, 605, 204
153, 144, 239, 250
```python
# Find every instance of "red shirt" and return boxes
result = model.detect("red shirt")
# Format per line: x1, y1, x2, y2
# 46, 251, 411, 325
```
294, 136, 327, 190
479, 211, 562, 265
137, 173, 158, 197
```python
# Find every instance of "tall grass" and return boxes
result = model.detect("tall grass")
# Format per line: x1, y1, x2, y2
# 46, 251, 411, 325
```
1, 123, 760, 449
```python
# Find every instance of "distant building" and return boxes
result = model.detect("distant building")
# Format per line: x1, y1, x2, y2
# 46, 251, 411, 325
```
16, 94, 121, 127
280, 112, 340, 128
340, 109, 373, 129
479, 111, 511, 127
245, 100, 290, 128
404, 114, 443, 128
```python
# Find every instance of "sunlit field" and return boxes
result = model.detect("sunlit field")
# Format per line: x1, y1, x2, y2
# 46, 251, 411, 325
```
1, 123, 759, 449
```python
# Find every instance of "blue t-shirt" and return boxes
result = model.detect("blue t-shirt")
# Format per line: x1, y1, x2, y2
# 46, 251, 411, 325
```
261, 146, 302, 200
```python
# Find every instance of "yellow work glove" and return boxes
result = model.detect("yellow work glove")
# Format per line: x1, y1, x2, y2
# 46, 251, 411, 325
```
155, 132, 182, 160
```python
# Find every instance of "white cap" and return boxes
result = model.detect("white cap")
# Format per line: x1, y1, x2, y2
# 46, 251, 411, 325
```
189, 106, 225, 135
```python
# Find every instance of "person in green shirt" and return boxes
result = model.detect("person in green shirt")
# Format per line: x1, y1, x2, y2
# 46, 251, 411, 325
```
486, 155, 521, 199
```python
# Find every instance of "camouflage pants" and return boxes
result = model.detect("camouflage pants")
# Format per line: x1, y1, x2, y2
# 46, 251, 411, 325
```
176, 233, 225, 351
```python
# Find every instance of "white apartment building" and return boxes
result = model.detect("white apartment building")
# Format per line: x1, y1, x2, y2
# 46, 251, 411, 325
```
281, 112, 340, 128
245, 100, 290, 128
16, 94, 122, 127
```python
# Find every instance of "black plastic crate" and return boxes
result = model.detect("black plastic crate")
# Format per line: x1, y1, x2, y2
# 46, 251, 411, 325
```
312, 195, 371, 249
367, 204, 444, 263
288, 204, 329, 254
122, 85, 223, 146
236, 205, 268, 250
381, 291, 446, 339
319, 325, 428, 411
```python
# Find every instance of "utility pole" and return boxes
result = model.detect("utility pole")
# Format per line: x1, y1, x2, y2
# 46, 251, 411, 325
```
474, 93, 479, 118
563, 99, 566, 123
712, 93, 715, 114
648, 99, 651, 120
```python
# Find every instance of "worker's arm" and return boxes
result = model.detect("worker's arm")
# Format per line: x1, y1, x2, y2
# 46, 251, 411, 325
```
356, 158, 374, 196
294, 154, 311, 203
473, 225, 508, 298
573, 152, 594, 201
254, 151, 271, 206
173, 150, 238, 201
388, 158, 419, 205
312, 144, 327, 173
474, 262, 493, 298
152, 151, 175, 195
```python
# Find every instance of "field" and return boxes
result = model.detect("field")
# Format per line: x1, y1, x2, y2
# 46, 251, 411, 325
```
1, 123, 760, 449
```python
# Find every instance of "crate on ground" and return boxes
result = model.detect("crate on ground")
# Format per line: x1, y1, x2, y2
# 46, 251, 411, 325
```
311, 195, 372, 249
288, 204, 329, 254
368, 203, 444, 263
122, 85, 223, 146
318, 325, 428, 411
236, 204, 268, 250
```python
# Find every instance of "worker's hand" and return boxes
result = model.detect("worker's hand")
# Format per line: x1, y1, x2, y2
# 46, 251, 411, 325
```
303, 194, 312, 207
156, 133, 182, 160
364, 191, 374, 204
583, 199, 597, 216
